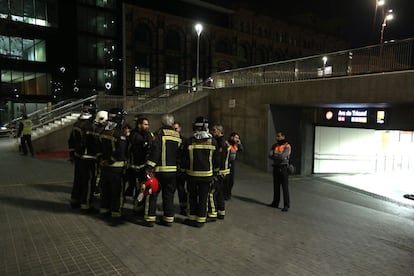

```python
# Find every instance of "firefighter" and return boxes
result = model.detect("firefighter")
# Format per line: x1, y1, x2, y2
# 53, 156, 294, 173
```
127, 116, 153, 214
92, 110, 109, 197
208, 124, 230, 220
143, 114, 182, 227
68, 101, 98, 212
98, 107, 128, 224
173, 121, 187, 216
181, 116, 219, 228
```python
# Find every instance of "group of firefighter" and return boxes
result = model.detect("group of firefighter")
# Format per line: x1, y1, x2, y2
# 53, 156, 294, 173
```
68, 101, 242, 227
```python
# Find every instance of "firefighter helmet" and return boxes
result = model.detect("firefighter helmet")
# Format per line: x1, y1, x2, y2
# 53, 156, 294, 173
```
137, 175, 159, 202
81, 101, 97, 116
108, 107, 126, 124
94, 110, 108, 125
193, 116, 209, 131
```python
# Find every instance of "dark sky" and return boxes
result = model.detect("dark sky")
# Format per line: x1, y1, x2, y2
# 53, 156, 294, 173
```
272, 0, 414, 48
205, 0, 414, 48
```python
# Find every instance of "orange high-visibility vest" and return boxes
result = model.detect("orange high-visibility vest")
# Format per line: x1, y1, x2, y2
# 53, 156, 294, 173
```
229, 144, 238, 152
274, 143, 290, 153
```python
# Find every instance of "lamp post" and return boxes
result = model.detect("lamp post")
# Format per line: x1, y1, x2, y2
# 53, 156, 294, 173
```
195, 23, 203, 91
322, 56, 328, 77
380, 9, 393, 45
373, 0, 385, 32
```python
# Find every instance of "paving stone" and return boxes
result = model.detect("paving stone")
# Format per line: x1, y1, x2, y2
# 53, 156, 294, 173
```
0, 139, 413, 275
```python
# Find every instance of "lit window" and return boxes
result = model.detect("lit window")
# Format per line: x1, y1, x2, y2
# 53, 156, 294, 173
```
0, 35, 46, 62
135, 68, 150, 88
165, 73, 178, 90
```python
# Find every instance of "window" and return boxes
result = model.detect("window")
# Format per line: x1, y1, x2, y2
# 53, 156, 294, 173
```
78, 0, 116, 9
215, 39, 231, 55
135, 68, 150, 88
79, 66, 97, 89
0, 70, 51, 96
0, 35, 46, 62
165, 73, 178, 90
2, 0, 57, 27
135, 24, 152, 49
165, 30, 180, 51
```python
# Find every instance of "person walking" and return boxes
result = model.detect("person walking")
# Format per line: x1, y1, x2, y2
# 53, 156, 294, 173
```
181, 116, 219, 228
268, 131, 291, 212
16, 114, 34, 156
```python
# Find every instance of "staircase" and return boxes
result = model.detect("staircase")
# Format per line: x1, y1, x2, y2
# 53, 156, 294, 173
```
5, 95, 97, 141
6, 80, 212, 145
32, 112, 81, 139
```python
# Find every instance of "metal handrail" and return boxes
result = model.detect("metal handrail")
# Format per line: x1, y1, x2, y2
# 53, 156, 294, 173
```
126, 80, 209, 113
5, 95, 97, 132
33, 95, 97, 129
210, 38, 414, 88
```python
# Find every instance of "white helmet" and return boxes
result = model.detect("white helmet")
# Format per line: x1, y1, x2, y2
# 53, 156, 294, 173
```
94, 110, 108, 125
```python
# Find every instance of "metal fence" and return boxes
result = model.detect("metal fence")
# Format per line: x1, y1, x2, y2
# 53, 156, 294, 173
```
5, 95, 97, 132
210, 38, 414, 88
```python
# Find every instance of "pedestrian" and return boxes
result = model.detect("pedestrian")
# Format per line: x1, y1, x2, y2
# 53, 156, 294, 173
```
16, 114, 34, 156
181, 116, 219, 228
224, 131, 243, 200
208, 124, 230, 220
268, 131, 291, 212
98, 108, 128, 225
68, 101, 99, 212
173, 121, 188, 216
143, 114, 182, 227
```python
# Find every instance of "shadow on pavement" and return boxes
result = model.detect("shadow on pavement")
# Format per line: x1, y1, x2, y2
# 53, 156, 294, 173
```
232, 195, 268, 206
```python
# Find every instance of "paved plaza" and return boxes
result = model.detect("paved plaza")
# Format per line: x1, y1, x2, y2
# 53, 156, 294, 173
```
0, 138, 413, 275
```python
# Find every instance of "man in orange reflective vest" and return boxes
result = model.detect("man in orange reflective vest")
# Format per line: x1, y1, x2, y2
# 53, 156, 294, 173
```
224, 132, 243, 200
268, 132, 291, 212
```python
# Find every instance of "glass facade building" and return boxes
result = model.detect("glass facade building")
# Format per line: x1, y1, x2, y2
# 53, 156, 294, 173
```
0, 0, 347, 124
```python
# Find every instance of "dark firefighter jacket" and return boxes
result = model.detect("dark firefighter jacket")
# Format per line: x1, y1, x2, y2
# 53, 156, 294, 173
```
68, 118, 100, 160
146, 126, 182, 173
99, 123, 128, 169
181, 131, 220, 177
129, 128, 153, 168
215, 135, 231, 175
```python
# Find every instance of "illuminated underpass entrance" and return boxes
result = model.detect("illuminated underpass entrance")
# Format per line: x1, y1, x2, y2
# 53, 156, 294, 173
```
314, 126, 414, 173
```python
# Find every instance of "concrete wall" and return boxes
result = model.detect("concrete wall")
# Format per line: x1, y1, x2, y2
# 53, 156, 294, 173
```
33, 124, 73, 154
32, 70, 414, 173
209, 70, 414, 173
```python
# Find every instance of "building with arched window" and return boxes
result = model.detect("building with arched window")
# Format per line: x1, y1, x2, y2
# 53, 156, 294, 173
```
0, 0, 347, 122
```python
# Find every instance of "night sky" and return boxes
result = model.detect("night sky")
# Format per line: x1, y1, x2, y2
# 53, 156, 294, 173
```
204, 0, 414, 48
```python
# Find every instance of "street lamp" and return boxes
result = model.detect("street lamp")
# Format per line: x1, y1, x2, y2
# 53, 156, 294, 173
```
322, 56, 328, 77
373, 0, 385, 32
380, 9, 393, 45
195, 23, 203, 91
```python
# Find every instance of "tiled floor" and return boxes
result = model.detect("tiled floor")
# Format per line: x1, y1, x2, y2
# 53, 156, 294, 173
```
1, 138, 413, 275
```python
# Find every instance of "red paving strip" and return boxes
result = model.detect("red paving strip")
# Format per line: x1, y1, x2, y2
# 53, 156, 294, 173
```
36, 151, 70, 159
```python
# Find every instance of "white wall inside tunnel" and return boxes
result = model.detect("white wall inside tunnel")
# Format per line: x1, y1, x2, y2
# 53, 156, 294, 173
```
314, 126, 414, 173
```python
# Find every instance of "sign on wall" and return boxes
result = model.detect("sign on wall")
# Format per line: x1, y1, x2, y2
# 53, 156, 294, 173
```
321, 108, 387, 127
